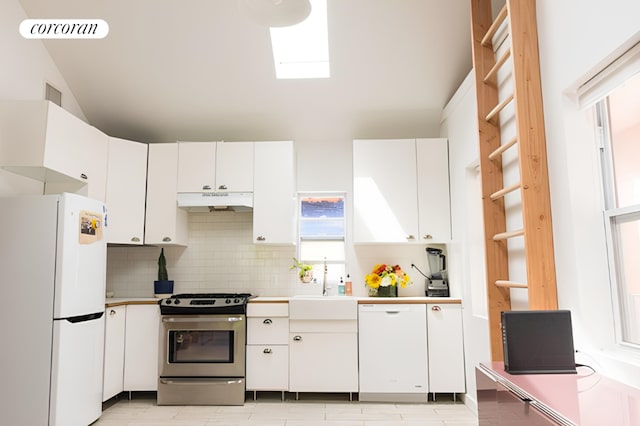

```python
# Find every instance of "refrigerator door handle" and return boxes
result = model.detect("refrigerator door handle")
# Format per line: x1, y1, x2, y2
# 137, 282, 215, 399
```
64, 311, 104, 323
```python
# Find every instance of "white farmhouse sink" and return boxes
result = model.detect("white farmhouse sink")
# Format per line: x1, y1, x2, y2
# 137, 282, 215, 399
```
289, 297, 357, 320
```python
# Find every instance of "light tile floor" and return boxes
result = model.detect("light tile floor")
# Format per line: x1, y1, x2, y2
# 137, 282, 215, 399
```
94, 392, 479, 426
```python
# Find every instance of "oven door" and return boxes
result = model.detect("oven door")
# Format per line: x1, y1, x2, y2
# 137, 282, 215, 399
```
159, 314, 246, 378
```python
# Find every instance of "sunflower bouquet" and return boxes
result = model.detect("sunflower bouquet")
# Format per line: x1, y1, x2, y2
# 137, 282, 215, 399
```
365, 264, 411, 297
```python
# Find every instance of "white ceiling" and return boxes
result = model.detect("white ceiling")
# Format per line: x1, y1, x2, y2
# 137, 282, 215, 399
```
18, 0, 473, 143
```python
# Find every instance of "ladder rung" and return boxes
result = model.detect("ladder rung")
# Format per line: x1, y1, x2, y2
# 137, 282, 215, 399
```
493, 229, 524, 241
485, 94, 514, 122
481, 4, 509, 47
488, 136, 518, 160
490, 182, 521, 201
484, 48, 511, 83
495, 280, 528, 289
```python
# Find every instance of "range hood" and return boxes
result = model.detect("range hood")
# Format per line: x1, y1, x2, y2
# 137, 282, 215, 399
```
177, 192, 253, 212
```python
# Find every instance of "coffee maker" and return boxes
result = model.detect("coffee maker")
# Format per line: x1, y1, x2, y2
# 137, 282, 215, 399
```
426, 247, 449, 297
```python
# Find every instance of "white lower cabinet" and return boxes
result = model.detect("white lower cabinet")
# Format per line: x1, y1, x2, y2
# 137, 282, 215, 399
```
358, 304, 428, 402
288, 321, 359, 394
246, 303, 289, 396
123, 304, 160, 392
427, 303, 465, 395
102, 306, 126, 402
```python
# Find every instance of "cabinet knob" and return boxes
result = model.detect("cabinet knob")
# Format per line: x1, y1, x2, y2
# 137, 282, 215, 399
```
263, 319, 272, 325
263, 348, 272, 354
218, 184, 228, 190
131, 236, 140, 242
431, 306, 441, 311
202, 185, 211, 190
162, 237, 172, 242
293, 335, 302, 341
423, 234, 433, 240
80, 173, 88, 180
256, 236, 266, 241
109, 309, 116, 316
406, 235, 415, 240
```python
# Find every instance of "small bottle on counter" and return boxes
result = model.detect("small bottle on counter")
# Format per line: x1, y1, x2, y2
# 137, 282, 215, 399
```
338, 276, 345, 295
345, 274, 352, 296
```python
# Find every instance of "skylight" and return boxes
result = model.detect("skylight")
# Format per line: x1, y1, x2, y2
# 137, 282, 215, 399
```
269, 0, 330, 79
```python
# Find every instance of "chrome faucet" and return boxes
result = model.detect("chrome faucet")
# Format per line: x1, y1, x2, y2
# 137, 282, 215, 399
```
322, 257, 328, 296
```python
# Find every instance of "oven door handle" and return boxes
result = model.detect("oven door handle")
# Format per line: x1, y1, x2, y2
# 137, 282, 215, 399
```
159, 378, 244, 385
162, 317, 244, 323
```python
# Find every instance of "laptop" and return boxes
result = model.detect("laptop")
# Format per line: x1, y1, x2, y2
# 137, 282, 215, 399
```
501, 310, 577, 374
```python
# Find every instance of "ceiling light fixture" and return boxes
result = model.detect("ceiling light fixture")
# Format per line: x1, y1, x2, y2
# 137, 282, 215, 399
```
238, 0, 312, 28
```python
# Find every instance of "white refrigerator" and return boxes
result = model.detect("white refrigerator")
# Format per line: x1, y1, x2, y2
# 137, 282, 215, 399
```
0, 193, 107, 426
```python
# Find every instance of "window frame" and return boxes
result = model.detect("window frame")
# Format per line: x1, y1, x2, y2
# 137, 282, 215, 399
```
594, 77, 640, 349
296, 192, 347, 282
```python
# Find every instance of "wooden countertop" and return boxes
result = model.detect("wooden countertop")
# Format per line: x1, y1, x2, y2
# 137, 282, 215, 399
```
105, 297, 159, 308
250, 296, 461, 304
105, 296, 462, 307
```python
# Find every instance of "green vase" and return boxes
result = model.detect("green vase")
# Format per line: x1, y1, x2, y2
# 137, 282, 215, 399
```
376, 285, 398, 297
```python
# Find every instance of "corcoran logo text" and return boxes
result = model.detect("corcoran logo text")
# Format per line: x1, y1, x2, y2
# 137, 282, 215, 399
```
20, 19, 109, 39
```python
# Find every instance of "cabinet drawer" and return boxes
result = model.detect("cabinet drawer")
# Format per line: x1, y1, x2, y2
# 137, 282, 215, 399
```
246, 345, 289, 391
247, 317, 289, 344
247, 302, 289, 317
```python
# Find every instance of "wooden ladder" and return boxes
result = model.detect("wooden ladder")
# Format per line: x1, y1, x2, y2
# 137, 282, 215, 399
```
470, 0, 558, 361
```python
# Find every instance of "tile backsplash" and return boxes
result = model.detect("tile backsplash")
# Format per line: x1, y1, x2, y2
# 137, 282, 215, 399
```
106, 211, 298, 298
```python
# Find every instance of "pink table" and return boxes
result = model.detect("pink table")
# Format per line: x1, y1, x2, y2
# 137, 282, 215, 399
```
479, 362, 640, 425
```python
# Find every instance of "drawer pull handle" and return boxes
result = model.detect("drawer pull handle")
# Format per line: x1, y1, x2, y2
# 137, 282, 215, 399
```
432, 306, 441, 311
256, 235, 266, 241
131, 236, 140, 242
80, 173, 88, 180
218, 184, 228, 190
293, 335, 302, 341
109, 309, 116, 316
263, 319, 272, 325
162, 237, 172, 242
263, 348, 272, 354
202, 185, 211, 190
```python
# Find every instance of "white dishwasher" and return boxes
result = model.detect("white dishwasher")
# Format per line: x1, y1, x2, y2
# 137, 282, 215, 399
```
358, 303, 428, 402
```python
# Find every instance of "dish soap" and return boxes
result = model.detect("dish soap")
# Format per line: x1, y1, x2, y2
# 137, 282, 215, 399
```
345, 274, 352, 296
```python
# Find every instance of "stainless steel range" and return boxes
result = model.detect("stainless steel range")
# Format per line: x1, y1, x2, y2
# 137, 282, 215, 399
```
158, 293, 253, 405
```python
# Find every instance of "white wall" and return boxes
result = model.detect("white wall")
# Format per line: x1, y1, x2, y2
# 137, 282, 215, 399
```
537, 0, 640, 387
441, 0, 640, 398
0, 0, 87, 196
439, 72, 490, 410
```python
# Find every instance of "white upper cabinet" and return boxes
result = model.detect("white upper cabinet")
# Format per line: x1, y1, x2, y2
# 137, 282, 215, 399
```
145, 143, 188, 246
416, 138, 451, 241
353, 139, 419, 243
253, 141, 295, 244
177, 141, 254, 192
353, 138, 451, 243
105, 137, 148, 245
0, 100, 109, 201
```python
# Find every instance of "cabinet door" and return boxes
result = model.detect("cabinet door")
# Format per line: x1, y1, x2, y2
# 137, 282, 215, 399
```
177, 141, 216, 192
358, 305, 428, 394
145, 143, 188, 246
105, 138, 147, 244
289, 332, 358, 392
123, 305, 160, 391
103, 306, 126, 401
427, 304, 465, 393
353, 139, 419, 243
44, 105, 109, 201
246, 345, 289, 391
216, 142, 254, 192
416, 138, 451, 242
253, 141, 295, 244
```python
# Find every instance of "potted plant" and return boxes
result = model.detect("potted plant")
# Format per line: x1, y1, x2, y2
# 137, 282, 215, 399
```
290, 257, 314, 283
154, 248, 174, 297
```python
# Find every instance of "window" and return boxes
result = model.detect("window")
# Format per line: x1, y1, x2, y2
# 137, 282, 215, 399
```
297, 194, 345, 285
594, 69, 640, 348
269, 0, 330, 79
